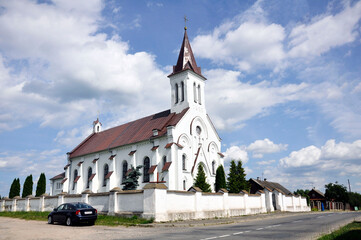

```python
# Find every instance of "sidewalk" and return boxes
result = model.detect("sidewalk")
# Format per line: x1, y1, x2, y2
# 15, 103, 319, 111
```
146, 211, 323, 228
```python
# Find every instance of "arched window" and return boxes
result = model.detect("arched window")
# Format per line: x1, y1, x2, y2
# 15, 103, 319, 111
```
87, 167, 92, 189
103, 164, 109, 187
143, 157, 150, 182
212, 161, 216, 175
163, 156, 167, 168
73, 170, 78, 190
175, 83, 179, 104
122, 161, 128, 183
182, 154, 186, 171
193, 82, 197, 103
97, 126, 100, 132
183, 180, 186, 190
181, 81, 185, 102
198, 85, 201, 105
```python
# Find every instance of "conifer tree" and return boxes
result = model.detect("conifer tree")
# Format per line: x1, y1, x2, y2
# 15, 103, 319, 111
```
194, 164, 211, 192
122, 165, 142, 190
22, 174, 33, 198
9, 178, 17, 198
227, 160, 249, 193
35, 173, 46, 197
15, 178, 21, 197
215, 165, 226, 192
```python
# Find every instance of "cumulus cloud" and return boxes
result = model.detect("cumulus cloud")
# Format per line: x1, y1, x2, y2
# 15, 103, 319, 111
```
247, 138, 287, 158
205, 69, 307, 130
280, 139, 361, 171
0, 0, 169, 131
223, 146, 249, 164
288, 1, 361, 58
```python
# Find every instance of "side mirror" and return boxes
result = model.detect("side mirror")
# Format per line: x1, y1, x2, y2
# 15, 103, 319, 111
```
53, 208, 57, 211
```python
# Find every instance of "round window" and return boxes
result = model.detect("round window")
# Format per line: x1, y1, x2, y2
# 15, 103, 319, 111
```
196, 126, 202, 135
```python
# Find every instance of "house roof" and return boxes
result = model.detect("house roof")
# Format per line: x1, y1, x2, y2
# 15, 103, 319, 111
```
168, 29, 205, 79
250, 178, 293, 195
50, 172, 65, 180
309, 188, 325, 198
69, 108, 189, 159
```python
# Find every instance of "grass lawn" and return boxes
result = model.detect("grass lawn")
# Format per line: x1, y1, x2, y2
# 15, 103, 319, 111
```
318, 221, 361, 240
0, 211, 153, 226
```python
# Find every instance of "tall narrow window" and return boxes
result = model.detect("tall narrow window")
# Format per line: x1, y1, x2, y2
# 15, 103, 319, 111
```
193, 82, 197, 103
163, 156, 167, 168
73, 170, 78, 190
183, 180, 186, 190
143, 157, 150, 182
198, 85, 201, 105
175, 83, 179, 104
87, 167, 92, 189
122, 161, 128, 183
181, 81, 185, 102
212, 161, 216, 175
182, 154, 186, 170
103, 164, 109, 187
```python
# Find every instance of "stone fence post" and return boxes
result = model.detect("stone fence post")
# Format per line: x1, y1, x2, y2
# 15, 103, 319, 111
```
12, 196, 20, 212
108, 187, 121, 216
142, 183, 167, 222
57, 192, 66, 206
0, 199, 5, 212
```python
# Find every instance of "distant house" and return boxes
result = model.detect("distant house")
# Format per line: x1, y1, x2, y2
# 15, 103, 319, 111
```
249, 178, 307, 212
308, 188, 344, 211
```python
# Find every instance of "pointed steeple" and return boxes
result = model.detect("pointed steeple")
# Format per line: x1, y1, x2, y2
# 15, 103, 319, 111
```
170, 28, 205, 79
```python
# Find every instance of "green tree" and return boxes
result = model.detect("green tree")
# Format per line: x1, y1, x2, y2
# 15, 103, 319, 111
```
294, 189, 310, 206
194, 164, 211, 192
22, 174, 33, 198
227, 160, 249, 193
122, 165, 142, 190
325, 182, 348, 203
215, 165, 226, 192
348, 192, 361, 208
9, 178, 17, 198
35, 173, 46, 197
9, 178, 21, 198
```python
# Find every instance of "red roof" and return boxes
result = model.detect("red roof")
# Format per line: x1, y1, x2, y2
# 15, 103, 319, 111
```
89, 173, 96, 181
162, 162, 172, 172
74, 176, 80, 183
105, 171, 113, 179
61, 178, 68, 184
69, 108, 189, 158
50, 172, 65, 180
148, 165, 157, 174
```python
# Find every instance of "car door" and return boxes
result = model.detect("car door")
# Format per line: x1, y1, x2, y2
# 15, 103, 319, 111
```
52, 204, 65, 222
58, 204, 68, 223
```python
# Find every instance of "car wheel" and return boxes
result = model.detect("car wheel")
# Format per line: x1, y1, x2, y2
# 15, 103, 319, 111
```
66, 217, 72, 226
48, 216, 53, 224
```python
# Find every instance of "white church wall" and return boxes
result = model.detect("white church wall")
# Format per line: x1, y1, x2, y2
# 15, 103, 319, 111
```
88, 193, 109, 213
117, 191, 144, 212
29, 198, 40, 211
16, 199, 26, 211
44, 196, 58, 211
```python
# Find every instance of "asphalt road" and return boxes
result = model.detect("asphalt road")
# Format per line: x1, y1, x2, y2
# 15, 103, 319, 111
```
137, 211, 361, 240
1, 211, 360, 240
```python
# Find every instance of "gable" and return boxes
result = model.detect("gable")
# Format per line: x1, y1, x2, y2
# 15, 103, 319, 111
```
69, 108, 189, 158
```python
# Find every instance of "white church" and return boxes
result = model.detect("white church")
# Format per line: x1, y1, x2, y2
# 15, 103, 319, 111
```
50, 28, 223, 196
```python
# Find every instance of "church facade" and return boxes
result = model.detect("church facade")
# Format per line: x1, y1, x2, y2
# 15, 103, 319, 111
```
50, 28, 223, 196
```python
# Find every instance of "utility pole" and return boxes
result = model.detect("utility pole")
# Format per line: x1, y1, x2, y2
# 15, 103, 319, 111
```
348, 179, 351, 192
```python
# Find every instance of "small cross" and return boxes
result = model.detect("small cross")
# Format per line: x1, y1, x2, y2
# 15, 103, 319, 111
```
184, 15, 188, 30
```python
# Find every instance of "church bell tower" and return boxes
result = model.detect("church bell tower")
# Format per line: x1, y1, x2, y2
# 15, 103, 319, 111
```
168, 27, 207, 114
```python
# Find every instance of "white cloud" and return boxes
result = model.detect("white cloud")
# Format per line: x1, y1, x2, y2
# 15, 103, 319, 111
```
193, 18, 286, 71
321, 139, 361, 160
0, 0, 169, 131
205, 69, 307, 130
223, 146, 249, 164
288, 1, 361, 58
280, 145, 321, 168
247, 138, 287, 158
256, 159, 276, 165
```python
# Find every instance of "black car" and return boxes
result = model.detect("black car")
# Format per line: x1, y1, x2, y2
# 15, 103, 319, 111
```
48, 202, 97, 226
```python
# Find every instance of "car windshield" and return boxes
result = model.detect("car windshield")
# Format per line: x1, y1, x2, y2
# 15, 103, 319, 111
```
74, 203, 92, 209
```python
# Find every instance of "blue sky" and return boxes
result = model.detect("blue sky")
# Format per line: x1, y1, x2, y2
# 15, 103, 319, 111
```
0, 0, 361, 197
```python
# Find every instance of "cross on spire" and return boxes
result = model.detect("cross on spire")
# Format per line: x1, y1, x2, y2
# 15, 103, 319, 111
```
184, 15, 188, 30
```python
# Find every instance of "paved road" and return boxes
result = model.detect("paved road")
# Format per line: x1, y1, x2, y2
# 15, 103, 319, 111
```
0, 212, 360, 240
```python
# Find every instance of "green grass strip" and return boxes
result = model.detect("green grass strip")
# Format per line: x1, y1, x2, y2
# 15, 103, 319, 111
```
318, 221, 361, 240
0, 212, 153, 226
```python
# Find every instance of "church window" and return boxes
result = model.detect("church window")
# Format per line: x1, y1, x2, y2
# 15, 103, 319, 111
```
181, 81, 185, 102
198, 85, 201, 105
143, 157, 150, 182
175, 83, 179, 104
162, 156, 167, 168
56, 182, 62, 189
122, 161, 128, 183
97, 126, 99, 132
73, 170, 78, 190
183, 180, 186, 190
103, 164, 109, 187
87, 167, 92, 189
193, 82, 197, 103
196, 126, 202, 135
182, 154, 186, 170
212, 161, 216, 175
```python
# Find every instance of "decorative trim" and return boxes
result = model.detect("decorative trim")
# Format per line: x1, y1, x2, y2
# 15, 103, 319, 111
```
77, 161, 84, 167
109, 154, 116, 160
92, 158, 99, 163
129, 150, 136, 156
